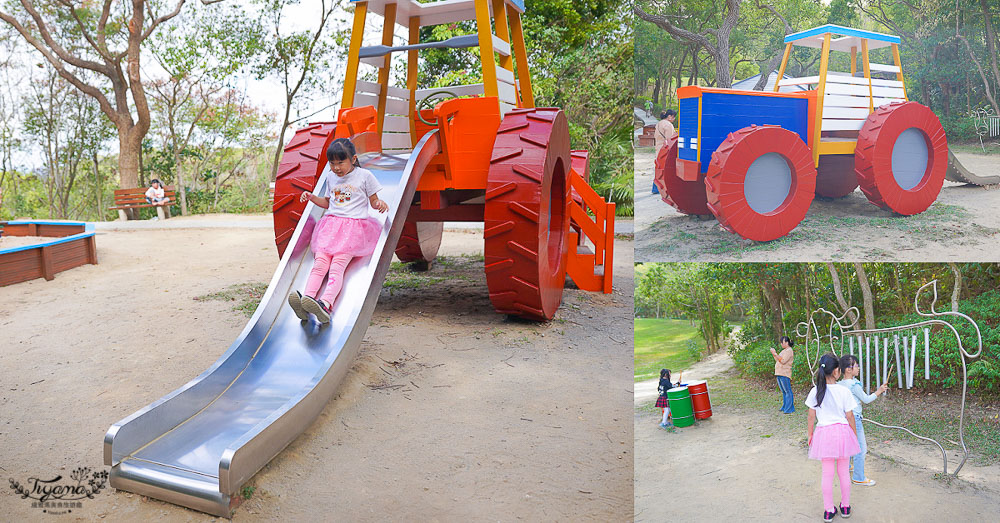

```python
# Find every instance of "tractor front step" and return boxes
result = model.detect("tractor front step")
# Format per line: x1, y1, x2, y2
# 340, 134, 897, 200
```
566, 159, 614, 294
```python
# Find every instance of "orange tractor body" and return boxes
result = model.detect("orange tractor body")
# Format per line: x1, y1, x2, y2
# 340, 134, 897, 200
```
273, 0, 615, 321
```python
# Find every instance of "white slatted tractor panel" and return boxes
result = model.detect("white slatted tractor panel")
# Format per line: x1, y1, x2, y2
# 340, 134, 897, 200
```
820, 74, 905, 132
355, 80, 413, 153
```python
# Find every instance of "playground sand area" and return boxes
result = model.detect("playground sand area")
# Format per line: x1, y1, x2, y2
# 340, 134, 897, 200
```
634, 357, 1000, 521
634, 147, 1000, 261
0, 217, 633, 520
0, 235, 53, 250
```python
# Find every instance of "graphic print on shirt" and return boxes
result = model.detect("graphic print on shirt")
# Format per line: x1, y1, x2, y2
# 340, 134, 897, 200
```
331, 184, 358, 206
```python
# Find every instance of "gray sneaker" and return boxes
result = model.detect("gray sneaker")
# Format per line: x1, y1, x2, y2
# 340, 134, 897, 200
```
301, 295, 331, 324
288, 291, 309, 321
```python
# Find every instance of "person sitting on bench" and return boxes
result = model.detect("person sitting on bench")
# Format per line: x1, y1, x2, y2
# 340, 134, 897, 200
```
145, 179, 171, 206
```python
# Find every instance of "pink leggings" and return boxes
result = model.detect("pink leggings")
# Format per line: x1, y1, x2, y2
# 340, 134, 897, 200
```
821, 458, 851, 511
304, 253, 353, 306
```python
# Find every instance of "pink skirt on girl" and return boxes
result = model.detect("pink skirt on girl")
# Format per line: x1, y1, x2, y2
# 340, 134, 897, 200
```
311, 214, 381, 257
808, 422, 861, 460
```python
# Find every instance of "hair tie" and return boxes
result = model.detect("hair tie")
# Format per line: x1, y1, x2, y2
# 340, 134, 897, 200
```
820, 363, 826, 368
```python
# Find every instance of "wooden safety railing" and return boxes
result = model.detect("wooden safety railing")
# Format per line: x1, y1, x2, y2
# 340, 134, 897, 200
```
566, 164, 615, 294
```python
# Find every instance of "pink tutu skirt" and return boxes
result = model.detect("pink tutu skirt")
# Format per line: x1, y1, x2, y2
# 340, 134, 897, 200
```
311, 214, 382, 257
808, 422, 861, 460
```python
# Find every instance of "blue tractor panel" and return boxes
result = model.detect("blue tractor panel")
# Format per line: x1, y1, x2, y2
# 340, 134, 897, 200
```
678, 97, 699, 162
678, 91, 810, 174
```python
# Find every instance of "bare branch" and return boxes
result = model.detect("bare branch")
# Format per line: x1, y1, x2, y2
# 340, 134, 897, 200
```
0, 11, 117, 123
141, 0, 188, 42
53, 0, 114, 61
3, 2, 108, 74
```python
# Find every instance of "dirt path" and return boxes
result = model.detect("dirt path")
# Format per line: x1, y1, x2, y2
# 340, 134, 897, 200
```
634, 350, 734, 406
634, 147, 1000, 261
0, 218, 633, 521
635, 369, 1000, 521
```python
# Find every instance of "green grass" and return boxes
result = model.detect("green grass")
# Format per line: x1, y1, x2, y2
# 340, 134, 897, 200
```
382, 255, 481, 294
862, 393, 1000, 467
195, 282, 268, 317
656, 200, 998, 260
951, 143, 1000, 156
634, 318, 702, 381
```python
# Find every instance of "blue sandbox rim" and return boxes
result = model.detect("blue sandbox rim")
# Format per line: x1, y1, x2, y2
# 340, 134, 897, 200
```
0, 220, 96, 255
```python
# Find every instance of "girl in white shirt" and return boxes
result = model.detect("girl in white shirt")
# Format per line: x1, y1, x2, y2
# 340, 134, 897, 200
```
805, 353, 861, 522
287, 138, 388, 324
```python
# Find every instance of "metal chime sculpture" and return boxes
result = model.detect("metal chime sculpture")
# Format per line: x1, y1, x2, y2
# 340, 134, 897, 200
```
795, 280, 983, 476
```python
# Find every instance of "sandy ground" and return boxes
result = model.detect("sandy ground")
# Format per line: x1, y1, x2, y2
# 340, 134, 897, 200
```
634, 147, 1000, 261
0, 216, 633, 521
634, 354, 1000, 521
0, 235, 53, 250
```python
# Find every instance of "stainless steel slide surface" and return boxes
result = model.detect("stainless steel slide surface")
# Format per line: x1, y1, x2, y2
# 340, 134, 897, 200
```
946, 150, 1000, 185
104, 131, 441, 517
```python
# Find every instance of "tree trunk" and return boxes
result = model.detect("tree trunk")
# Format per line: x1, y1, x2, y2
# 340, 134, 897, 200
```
92, 151, 102, 219
949, 262, 962, 312
854, 262, 875, 330
892, 264, 906, 314
980, 0, 1000, 108
651, 75, 661, 110
760, 281, 785, 340
117, 127, 140, 190
634, 1, 741, 89
270, 104, 292, 182
826, 263, 858, 325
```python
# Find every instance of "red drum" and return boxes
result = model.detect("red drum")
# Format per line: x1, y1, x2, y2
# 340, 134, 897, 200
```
687, 379, 713, 419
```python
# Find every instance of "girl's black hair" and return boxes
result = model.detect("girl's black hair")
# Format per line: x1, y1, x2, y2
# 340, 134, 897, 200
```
814, 353, 840, 407
326, 138, 360, 167
658, 369, 673, 394
780, 335, 793, 347
150, 178, 161, 187
839, 354, 859, 375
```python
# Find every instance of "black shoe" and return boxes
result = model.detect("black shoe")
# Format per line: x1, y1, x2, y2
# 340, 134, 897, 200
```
288, 291, 309, 321
839, 505, 851, 519
301, 295, 331, 324
823, 509, 836, 522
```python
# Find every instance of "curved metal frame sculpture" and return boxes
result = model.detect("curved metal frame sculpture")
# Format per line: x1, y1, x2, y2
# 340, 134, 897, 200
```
794, 280, 982, 476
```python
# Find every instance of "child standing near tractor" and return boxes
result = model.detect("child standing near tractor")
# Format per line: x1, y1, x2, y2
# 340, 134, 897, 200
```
288, 138, 389, 324
806, 354, 861, 521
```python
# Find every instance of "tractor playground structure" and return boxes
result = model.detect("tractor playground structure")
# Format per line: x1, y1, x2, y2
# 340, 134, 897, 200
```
654, 25, 981, 243
272, 0, 614, 322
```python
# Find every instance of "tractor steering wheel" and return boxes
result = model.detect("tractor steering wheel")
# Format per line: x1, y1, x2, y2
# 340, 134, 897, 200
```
416, 90, 460, 126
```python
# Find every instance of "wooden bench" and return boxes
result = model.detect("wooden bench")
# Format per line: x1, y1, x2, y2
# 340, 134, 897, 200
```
110, 186, 176, 220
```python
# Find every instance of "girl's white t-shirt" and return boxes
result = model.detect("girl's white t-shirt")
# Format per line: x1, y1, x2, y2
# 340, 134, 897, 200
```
321, 167, 383, 219
805, 383, 858, 427
146, 186, 165, 199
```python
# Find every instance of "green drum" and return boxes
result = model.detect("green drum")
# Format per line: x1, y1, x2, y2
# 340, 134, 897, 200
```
667, 386, 695, 427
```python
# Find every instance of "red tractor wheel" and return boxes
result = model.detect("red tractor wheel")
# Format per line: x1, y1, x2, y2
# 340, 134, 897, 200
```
855, 101, 948, 215
815, 154, 859, 198
395, 220, 443, 266
704, 125, 816, 242
272, 122, 338, 257
484, 108, 571, 321
654, 135, 710, 215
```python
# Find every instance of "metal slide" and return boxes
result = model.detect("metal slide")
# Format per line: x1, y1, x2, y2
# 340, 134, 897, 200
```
104, 131, 441, 517
945, 150, 1000, 186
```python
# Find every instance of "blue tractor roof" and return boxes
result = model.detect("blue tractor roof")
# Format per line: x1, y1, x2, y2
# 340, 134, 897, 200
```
784, 24, 900, 51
